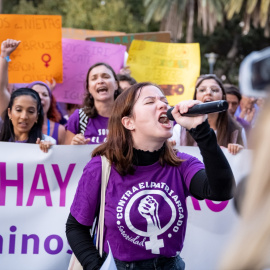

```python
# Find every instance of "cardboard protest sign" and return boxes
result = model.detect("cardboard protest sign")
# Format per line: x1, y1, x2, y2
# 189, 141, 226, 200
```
87, 31, 171, 51
127, 40, 200, 106
62, 27, 125, 40
52, 38, 126, 104
0, 14, 63, 83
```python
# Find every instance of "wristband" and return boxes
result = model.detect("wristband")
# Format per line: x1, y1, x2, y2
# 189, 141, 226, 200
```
1, 55, 11, 62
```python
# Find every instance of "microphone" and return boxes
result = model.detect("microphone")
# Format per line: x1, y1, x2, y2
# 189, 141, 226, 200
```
167, 100, 228, 120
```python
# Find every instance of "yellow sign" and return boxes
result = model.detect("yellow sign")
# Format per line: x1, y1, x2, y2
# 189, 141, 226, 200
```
127, 40, 200, 105
0, 14, 63, 83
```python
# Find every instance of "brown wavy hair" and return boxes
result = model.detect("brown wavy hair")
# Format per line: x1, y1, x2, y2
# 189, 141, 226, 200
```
186, 74, 243, 147
47, 94, 61, 122
92, 82, 182, 175
27, 82, 61, 123
83, 62, 121, 118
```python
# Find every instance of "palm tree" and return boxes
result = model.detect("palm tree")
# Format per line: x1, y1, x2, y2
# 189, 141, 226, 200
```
225, 0, 270, 37
143, 0, 225, 42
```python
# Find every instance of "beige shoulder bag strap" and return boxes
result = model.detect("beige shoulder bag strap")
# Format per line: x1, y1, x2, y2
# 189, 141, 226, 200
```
96, 155, 111, 257
68, 155, 111, 270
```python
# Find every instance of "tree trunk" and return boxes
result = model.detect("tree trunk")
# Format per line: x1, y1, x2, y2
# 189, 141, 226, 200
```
227, 34, 239, 59
186, 0, 194, 43
218, 34, 240, 83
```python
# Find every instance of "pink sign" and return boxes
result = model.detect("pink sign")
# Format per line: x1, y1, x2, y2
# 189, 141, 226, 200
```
53, 38, 126, 104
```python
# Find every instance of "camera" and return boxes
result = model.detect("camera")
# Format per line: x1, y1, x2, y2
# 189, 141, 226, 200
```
239, 46, 270, 98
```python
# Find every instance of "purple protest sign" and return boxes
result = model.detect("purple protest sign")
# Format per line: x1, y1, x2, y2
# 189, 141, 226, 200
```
52, 38, 126, 104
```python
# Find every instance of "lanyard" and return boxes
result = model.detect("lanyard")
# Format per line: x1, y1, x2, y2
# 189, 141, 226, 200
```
47, 119, 50, 136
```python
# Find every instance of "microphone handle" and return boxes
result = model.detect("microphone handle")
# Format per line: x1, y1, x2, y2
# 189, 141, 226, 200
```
167, 100, 228, 120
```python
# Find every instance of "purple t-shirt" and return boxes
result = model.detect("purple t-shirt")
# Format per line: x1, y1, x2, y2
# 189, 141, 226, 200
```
236, 116, 251, 135
71, 152, 204, 261
65, 109, 108, 144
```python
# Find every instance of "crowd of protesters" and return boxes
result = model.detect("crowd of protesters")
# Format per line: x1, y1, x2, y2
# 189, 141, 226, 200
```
1, 38, 261, 150
1, 37, 268, 270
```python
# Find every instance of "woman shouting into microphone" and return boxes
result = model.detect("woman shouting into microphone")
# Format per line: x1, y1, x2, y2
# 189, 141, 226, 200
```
170, 74, 247, 155
66, 82, 235, 270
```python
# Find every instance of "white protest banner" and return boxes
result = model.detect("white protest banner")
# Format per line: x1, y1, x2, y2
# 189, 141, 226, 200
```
0, 142, 95, 270
180, 147, 252, 270
0, 142, 252, 270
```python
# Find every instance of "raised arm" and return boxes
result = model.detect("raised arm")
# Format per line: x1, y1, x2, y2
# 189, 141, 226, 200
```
188, 120, 236, 200
171, 100, 236, 201
0, 39, 21, 116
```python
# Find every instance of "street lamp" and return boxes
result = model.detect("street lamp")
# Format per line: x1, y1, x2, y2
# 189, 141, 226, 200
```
205, 52, 218, 74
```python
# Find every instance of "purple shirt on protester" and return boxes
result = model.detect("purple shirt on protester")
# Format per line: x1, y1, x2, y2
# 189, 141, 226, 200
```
236, 116, 251, 135
71, 152, 204, 261
50, 122, 60, 144
65, 109, 108, 144
235, 104, 260, 127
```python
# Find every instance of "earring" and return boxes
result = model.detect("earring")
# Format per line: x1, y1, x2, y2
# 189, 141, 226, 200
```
9, 117, 12, 120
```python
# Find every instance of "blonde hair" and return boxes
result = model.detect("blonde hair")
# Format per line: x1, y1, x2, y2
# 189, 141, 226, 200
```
219, 97, 270, 270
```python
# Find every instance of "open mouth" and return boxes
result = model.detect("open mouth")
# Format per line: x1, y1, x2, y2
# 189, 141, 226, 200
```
19, 122, 28, 127
97, 87, 108, 93
158, 113, 170, 124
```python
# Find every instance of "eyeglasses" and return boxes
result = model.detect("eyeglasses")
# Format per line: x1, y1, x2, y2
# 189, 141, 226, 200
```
196, 86, 222, 93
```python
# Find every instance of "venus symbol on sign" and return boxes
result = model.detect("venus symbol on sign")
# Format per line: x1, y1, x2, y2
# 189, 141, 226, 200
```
41, 54, 51, 68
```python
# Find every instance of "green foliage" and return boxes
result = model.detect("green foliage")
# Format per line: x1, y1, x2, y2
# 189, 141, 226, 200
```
11, 0, 37, 14
194, 15, 270, 84
126, 0, 160, 32
2, 0, 20, 13
90, 0, 152, 33
2, 0, 157, 32
2, 0, 269, 85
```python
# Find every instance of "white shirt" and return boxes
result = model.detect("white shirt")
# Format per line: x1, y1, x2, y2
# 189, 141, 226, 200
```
170, 124, 248, 148
42, 134, 56, 144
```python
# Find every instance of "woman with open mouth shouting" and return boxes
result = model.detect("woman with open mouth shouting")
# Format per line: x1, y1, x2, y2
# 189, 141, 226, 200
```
65, 62, 122, 145
66, 82, 235, 270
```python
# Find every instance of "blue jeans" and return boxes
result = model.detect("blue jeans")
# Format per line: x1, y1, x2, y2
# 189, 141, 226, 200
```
111, 255, 185, 270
